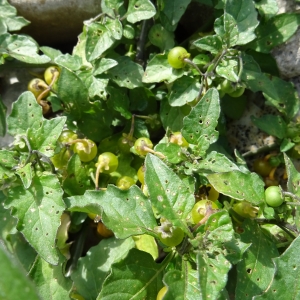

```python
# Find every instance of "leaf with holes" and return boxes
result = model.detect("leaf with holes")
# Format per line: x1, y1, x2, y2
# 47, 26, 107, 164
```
63, 154, 93, 196
126, 0, 156, 24
203, 211, 250, 263
214, 13, 239, 48
57, 67, 90, 119
5, 173, 65, 265
66, 185, 157, 239
154, 143, 186, 164
251, 114, 287, 139
0, 149, 19, 179
162, 266, 202, 300
160, 99, 190, 132
236, 219, 279, 300
169, 75, 201, 107
108, 56, 143, 89
207, 171, 265, 205
159, 0, 191, 32
249, 13, 298, 53
216, 57, 239, 82
197, 252, 232, 299
143, 53, 184, 83
193, 35, 223, 54
27, 116, 66, 157
0, 34, 50, 63
185, 151, 240, 175
253, 235, 300, 300
85, 23, 117, 61
284, 154, 300, 230
145, 154, 194, 236
7, 91, 43, 136
29, 255, 72, 299
225, 0, 259, 45
16, 162, 32, 189
97, 248, 167, 299
71, 237, 135, 300
148, 24, 174, 52
182, 88, 220, 154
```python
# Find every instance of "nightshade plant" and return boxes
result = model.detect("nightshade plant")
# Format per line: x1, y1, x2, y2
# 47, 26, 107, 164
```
1, 0, 300, 299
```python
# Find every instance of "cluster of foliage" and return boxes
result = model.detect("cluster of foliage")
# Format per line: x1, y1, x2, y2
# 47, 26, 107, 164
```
1, 0, 300, 299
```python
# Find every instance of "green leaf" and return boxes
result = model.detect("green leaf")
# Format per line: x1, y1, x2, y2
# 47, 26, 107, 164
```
207, 171, 265, 205
251, 114, 287, 139
0, 149, 18, 179
160, 100, 190, 132
193, 35, 223, 54
66, 186, 157, 239
236, 219, 279, 300
7, 91, 43, 136
154, 143, 186, 164
29, 255, 72, 299
71, 237, 135, 300
159, 0, 192, 31
197, 253, 231, 299
163, 265, 201, 300
63, 154, 93, 196
40, 46, 63, 61
204, 211, 250, 264
143, 53, 184, 83
126, 0, 156, 23
0, 95, 6, 136
0, 33, 50, 64
255, 0, 278, 20
253, 235, 300, 299
85, 23, 116, 61
97, 248, 166, 299
133, 234, 158, 260
249, 13, 299, 53
0, 0, 30, 32
241, 53, 300, 118
106, 86, 131, 119
57, 67, 90, 119
27, 116, 66, 157
225, 0, 259, 45
0, 243, 40, 300
93, 58, 118, 76
5, 174, 65, 265
185, 151, 240, 175
148, 24, 174, 52
108, 56, 143, 89
262, 76, 300, 120
216, 56, 239, 81
145, 154, 194, 236
16, 163, 32, 189
214, 13, 239, 47
169, 75, 201, 107
182, 88, 220, 153
54, 54, 82, 71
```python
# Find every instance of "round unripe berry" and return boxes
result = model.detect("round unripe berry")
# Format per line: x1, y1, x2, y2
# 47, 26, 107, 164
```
253, 158, 273, 177
191, 200, 218, 224
158, 227, 184, 247
96, 152, 119, 174
264, 186, 284, 207
73, 139, 97, 162
116, 176, 135, 190
134, 137, 153, 156
228, 86, 245, 98
28, 78, 49, 99
168, 46, 190, 69
137, 165, 145, 184
169, 132, 189, 148
44, 66, 60, 85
